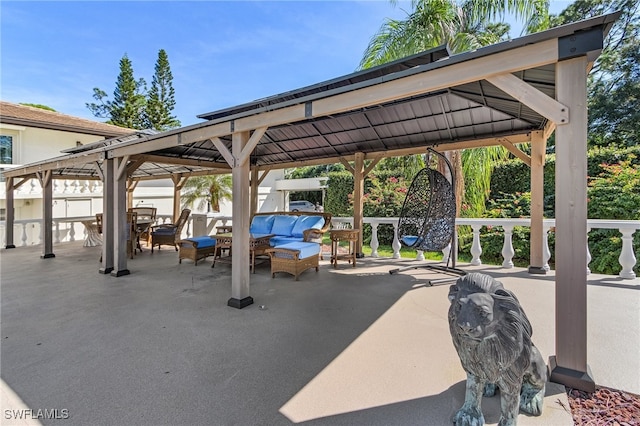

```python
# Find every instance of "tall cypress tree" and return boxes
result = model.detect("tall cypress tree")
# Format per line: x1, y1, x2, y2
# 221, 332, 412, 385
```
145, 49, 181, 131
86, 54, 147, 129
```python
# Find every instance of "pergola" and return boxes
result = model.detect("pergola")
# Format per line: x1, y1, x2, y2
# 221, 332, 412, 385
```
4, 12, 619, 392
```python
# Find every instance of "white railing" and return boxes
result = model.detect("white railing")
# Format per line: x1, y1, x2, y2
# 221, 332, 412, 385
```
2, 216, 638, 280
0, 178, 103, 198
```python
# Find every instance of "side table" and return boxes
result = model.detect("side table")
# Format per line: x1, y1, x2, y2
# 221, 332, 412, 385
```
330, 229, 360, 268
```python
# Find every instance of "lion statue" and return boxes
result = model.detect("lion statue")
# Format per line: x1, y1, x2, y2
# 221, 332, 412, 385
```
448, 273, 547, 426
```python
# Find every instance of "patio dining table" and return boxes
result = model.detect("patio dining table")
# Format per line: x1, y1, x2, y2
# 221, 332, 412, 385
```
57, 216, 102, 247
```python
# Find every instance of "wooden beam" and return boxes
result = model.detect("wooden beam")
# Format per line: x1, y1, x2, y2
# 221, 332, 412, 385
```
250, 134, 532, 172
363, 158, 381, 177
229, 131, 253, 309
99, 159, 115, 274
171, 174, 188, 222
499, 140, 532, 167
211, 137, 235, 168
544, 121, 556, 142
125, 157, 145, 175
39, 170, 54, 259
353, 153, 365, 255
116, 155, 130, 180
237, 126, 268, 167
141, 154, 230, 169
550, 55, 594, 392
486, 73, 569, 125
256, 167, 272, 186
3, 152, 104, 178
5, 177, 15, 248
108, 122, 231, 159
130, 168, 230, 182
12, 177, 30, 190
310, 40, 558, 120
93, 161, 104, 181
338, 157, 355, 173
529, 130, 546, 273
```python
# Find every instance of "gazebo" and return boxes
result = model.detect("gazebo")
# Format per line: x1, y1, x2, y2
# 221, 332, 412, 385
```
3, 12, 620, 392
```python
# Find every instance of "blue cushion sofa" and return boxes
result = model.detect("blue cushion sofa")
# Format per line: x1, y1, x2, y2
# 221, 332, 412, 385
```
249, 211, 332, 247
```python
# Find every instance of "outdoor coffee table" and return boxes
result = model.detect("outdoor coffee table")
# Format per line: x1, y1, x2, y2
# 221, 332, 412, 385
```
211, 233, 274, 273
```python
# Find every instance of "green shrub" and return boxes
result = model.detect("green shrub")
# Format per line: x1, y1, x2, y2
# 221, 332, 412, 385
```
586, 160, 640, 274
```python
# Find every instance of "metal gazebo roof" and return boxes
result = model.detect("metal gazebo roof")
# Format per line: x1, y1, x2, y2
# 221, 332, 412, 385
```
4, 13, 617, 180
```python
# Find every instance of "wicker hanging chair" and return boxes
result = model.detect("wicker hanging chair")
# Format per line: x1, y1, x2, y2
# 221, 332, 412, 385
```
389, 148, 466, 285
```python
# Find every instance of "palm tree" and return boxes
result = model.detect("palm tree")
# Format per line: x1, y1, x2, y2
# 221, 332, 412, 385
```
360, 0, 549, 216
181, 174, 232, 213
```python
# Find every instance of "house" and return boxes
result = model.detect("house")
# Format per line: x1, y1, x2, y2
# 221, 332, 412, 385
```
0, 101, 286, 244
0, 101, 133, 221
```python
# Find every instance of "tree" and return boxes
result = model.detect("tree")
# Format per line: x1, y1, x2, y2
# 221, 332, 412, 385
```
360, 0, 538, 216
20, 103, 56, 111
552, 0, 639, 149
376, 155, 426, 180
359, 0, 541, 68
180, 174, 232, 213
87, 54, 147, 129
145, 49, 181, 131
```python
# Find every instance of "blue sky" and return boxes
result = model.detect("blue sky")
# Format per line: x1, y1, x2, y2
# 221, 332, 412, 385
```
1, 1, 572, 127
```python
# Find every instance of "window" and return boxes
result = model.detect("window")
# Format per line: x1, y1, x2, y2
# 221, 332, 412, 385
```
0, 135, 13, 164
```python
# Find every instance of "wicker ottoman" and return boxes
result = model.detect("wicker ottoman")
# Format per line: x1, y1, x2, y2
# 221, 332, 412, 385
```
178, 236, 218, 265
266, 242, 320, 281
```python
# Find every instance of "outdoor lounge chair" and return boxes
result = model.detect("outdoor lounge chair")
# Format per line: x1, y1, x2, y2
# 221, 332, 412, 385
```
150, 209, 190, 253
389, 148, 466, 285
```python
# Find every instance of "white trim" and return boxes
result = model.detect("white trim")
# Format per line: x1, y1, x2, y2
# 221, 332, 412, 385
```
0, 124, 26, 131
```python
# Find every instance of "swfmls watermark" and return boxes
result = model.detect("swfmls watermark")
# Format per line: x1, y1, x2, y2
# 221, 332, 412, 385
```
4, 408, 69, 420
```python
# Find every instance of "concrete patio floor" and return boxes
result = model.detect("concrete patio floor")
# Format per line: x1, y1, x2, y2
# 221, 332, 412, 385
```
1, 241, 638, 426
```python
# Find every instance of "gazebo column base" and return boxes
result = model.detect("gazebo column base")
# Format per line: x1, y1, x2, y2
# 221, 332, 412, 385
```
40, 253, 55, 259
548, 356, 596, 393
227, 297, 254, 309
110, 269, 130, 277
528, 266, 547, 274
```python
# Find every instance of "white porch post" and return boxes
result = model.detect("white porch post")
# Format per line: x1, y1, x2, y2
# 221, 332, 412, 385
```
38, 170, 55, 259
5, 177, 16, 248
228, 131, 253, 309
529, 130, 547, 273
549, 55, 595, 392
99, 159, 115, 274
111, 156, 130, 277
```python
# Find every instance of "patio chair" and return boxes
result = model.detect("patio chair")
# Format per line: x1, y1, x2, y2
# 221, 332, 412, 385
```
96, 212, 139, 260
96, 213, 103, 234
150, 209, 191, 253
129, 206, 157, 247
389, 148, 466, 285
126, 211, 139, 259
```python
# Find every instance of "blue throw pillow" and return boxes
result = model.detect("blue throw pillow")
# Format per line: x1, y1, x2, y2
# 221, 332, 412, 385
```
271, 215, 298, 237
291, 215, 325, 238
250, 215, 275, 234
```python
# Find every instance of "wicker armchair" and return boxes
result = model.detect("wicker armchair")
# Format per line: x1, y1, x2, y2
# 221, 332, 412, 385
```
150, 209, 191, 253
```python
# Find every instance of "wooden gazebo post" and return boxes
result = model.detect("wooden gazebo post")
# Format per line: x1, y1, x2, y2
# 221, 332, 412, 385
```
549, 55, 595, 392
